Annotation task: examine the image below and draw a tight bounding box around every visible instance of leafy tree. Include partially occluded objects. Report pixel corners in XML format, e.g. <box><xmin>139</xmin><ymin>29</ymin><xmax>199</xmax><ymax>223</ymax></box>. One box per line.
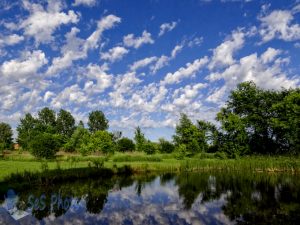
<box><xmin>158</xmin><ymin>138</ymin><xmax>175</xmax><ymax>153</ymax></box>
<box><xmin>17</xmin><ymin>113</ymin><xmax>40</xmax><ymax>149</ymax></box>
<box><xmin>173</xmin><ymin>113</ymin><xmax>206</xmax><ymax>154</ymax></box>
<box><xmin>63</xmin><ymin>126</ymin><xmax>90</xmax><ymax>152</ymax></box>
<box><xmin>117</xmin><ymin>137</ymin><xmax>135</xmax><ymax>152</ymax></box>
<box><xmin>88</xmin><ymin>110</ymin><xmax>109</xmax><ymax>133</ymax></box>
<box><xmin>0</xmin><ymin>122</ymin><xmax>13</xmax><ymax>150</ymax></box>
<box><xmin>216</xmin><ymin>110</ymin><xmax>250</xmax><ymax>157</ymax></box>
<box><xmin>89</xmin><ymin>130</ymin><xmax>114</xmax><ymax>154</ymax></box>
<box><xmin>134</xmin><ymin>127</ymin><xmax>147</xmax><ymax>151</ymax></box>
<box><xmin>142</xmin><ymin>141</ymin><xmax>156</xmax><ymax>155</ymax></box>
<box><xmin>270</xmin><ymin>89</ymin><xmax>300</xmax><ymax>153</ymax></box>
<box><xmin>56</xmin><ymin>109</ymin><xmax>75</xmax><ymax>139</ymax></box>
<box><xmin>197</xmin><ymin>120</ymin><xmax>220</xmax><ymax>152</ymax></box>
<box><xmin>29</xmin><ymin>133</ymin><xmax>60</xmax><ymax>159</ymax></box>
<box><xmin>38</xmin><ymin>107</ymin><xmax>56</xmax><ymax>128</ymax></box>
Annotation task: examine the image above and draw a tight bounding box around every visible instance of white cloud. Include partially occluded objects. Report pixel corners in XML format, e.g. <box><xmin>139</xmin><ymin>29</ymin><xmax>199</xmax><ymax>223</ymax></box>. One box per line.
<box><xmin>73</xmin><ymin>0</ymin><xmax>96</xmax><ymax>7</ymax></box>
<box><xmin>19</xmin><ymin>0</ymin><xmax>79</xmax><ymax>44</ymax></box>
<box><xmin>50</xmin><ymin>84</ymin><xmax>88</xmax><ymax>109</ymax></box>
<box><xmin>100</xmin><ymin>46</ymin><xmax>129</xmax><ymax>62</ymax></box>
<box><xmin>259</xmin><ymin>9</ymin><xmax>300</xmax><ymax>43</ymax></box>
<box><xmin>150</xmin><ymin>55</ymin><xmax>169</xmax><ymax>74</ymax></box>
<box><xmin>129</xmin><ymin>56</ymin><xmax>157</xmax><ymax>71</ymax></box>
<box><xmin>84</xmin><ymin>14</ymin><xmax>121</xmax><ymax>51</ymax></box>
<box><xmin>171</xmin><ymin>44</ymin><xmax>183</xmax><ymax>58</ymax></box>
<box><xmin>47</xmin><ymin>14</ymin><xmax>121</xmax><ymax>75</ymax></box>
<box><xmin>187</xmin><ymin>37</ymin><xmax>204</xmax><ymax>47</ymax></box>
<box><xmin>84</xmin><ymin>63</ymin><xmax>113</xmax><ymax>93</ymax></box>
<box><xmin>158</xmin><ymin>21</ymin><xmax>177</xmax><ymax>36</ymax></box>
<box><xmin>206</xmin><ymin>48</ymin><xmax>299</xmax><ymax>104</ymax></box>
<box><xmin>208</xmin><ymin>30</ymin><xmax>245</xmax><ymax>69</ymax></box>
<box><xmin>162</xmin><ymin>56</ymin><xmax>208</xmax><ymax>85</ymax></box>
<box><xmin>123</xmin><ymin>30</ymin><xmax>154</xmax><ymax>49</ymax></box>
<box><xmin>172</xmin><ymin>83</ymin><xmax>207</xmax><ymax>107</ymax></box>
<box><xmin>0</xmin><ymin>50</ymin><xmax>48</xmax><ymax>79</ymax></box>
<box><xmin>0</xmin><ymin>34</ymin><xmax>24</xmax><ymax>46</ymax></box>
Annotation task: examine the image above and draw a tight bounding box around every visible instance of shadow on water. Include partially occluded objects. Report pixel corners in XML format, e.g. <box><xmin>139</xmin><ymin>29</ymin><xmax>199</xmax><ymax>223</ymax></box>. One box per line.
<box><xmin>1</xmin><ymin>170</ymin><xmax>300</xmax><ymax>224</ymax></box>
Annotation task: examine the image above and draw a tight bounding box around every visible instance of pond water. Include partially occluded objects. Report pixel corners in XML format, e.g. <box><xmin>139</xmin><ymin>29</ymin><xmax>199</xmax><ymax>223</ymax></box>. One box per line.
<box><xmin>0</xmin><ymin>172</ymin><xmax>299</xmax><ymax>224</ymax></box>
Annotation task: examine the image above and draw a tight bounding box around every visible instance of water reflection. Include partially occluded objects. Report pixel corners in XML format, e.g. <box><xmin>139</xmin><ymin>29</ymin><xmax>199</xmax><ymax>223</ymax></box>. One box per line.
<box><xmin>1</xmin><ymin>172</ymin><xmax>300</xmax><ymax>224</ymax></box>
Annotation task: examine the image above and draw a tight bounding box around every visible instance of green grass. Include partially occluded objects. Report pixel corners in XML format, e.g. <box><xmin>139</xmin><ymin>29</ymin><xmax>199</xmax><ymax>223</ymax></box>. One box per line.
<box><xmin>1</xmin><ymin>151</ymin><xmax>300</xmax><ymax>181</ymax></box>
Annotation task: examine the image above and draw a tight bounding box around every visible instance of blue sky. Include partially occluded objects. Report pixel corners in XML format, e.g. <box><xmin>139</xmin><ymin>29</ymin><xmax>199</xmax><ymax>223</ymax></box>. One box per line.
<box><xmin>0</xmin><ymin>0</ymin><xmax>300</xmax><ymax>141</ymax></box>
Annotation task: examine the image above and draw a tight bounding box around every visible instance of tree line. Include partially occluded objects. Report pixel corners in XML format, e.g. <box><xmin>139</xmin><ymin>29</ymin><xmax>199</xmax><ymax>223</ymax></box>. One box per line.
<box><xmin>0</xmin><ymin>81</ymin><xmax>299</xmax><ymax>158</ymax></box>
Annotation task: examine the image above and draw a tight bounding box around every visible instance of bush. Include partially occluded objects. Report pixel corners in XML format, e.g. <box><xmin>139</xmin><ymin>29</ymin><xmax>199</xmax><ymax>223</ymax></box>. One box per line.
<box><xmin>158</xmin><ymin>139</ymin><xmax>175</xmax><ymax>153</ymax></box>
<box><xmin>90</xmin><ymin>130</ymin><xmax>115</xmax><ymax>154</ymax></box>
<box><xmin>175</xmin><ymin>144</ymin><xmax>186</xmax><ymax>160</ymax></box>
<box><xmin>142</xmin><ymin>142</ymin><xmax>157</xmax><ymax>154</ymax></box>
<box><xmin>215</xmin><ymin>151</ymin><xmax>228</xmax><ymax>159</ymax></box>
<box><xmin>29</xmin><ymin>133</ymin><xmax>60</xmax><ymax>159</ymax></box>
<box><xmin>117</xmin><ymin>138</ymin><xmax>135</xmax><ymax>152</ymax></box>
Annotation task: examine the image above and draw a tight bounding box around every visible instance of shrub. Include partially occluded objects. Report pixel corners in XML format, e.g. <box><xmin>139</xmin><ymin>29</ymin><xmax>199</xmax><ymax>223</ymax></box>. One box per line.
<box><xmin>158</xmin><ymin>138</ymin><xmax>175</xmax><ymax>153</ymax></box>
<box><xmin>215</xmin><ymin>151</ymin><xmax>228</xmax><ymax>159</ymax></box>
<box><xmin>90</xmin><ymin>130</ymin><xmax>115</xmax><ymax>154</ymax></box>
<box><xmin>117</xmin><ymin>138</ymin><xmax>135</xmax><ymax>152</ymax></box>
<box><xmin>29</xmin><ymin>133</ymin><xmax>60</xmax><ymax>159</ymax></box>
<box><xmin>175</xmin><ymin>144</ymin><xmax>186</xmax><ymax>160</ymax></box>
<box><xmin>90</xmin><ymin>158</ymin><xmax>105</xmax><ymax>169</ymax></box>
<box><xmin>142</xmin><ymin>142</ymin><xmax>157</xmax><ymax>154</ymax></box>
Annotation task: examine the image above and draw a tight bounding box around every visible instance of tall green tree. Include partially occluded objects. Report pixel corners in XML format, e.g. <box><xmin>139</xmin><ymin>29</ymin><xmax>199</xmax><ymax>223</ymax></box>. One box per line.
<box><xmin>216</xmin><ymin>109</ymin><xmax>250</xmax><ymax>157</ymax></box>
<box><xmin>88</xmin><ymin>110</ymin><xmax>109</xmax><ymax>133</ymax></box>
<box><xmin>0</xmin><ymin>122</ymin><xmax>13</xmax><ymax>150</ymax></box>
<box><xmin>56</xmin><ymin>109</ymin><xmax>75</xmax><ymax>138</ymax></box>
<box><xmin>37</xmin><ymin>107</ymin><xmax>57</xmax><ymax>133</ymax></box>
<box><xmin>17</xmin><ymin>113</ymin><xmax>39</xmax><ymax>149</ymax></box>
<box><xmin>197</xmin><ymin>120</ymin><xmax>219</xmax><ymax>152</ymax></box>
<box><xmin>134</xmin><ymin>126</ymin><xmax>146</xmax><ymax>151</ymax></box>
<box><xmin>173</xmin><ymin>113</ymin><xmax>206</xmax><ymax>154</ymax></box>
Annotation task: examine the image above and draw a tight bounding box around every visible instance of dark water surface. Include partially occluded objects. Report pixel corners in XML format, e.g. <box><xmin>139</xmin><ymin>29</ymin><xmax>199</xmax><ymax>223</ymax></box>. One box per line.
<box><xmin>1</xmin><ymin>172</ymin><xmax>300</xmax><ymax>224</ymax></box>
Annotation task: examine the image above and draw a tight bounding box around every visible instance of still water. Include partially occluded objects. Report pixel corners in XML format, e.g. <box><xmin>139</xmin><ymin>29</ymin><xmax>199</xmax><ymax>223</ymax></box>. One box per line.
<box><xmin>1</xmin><ymin>172</ymin><xmax>299</xmax><ymax>224</ymax></box>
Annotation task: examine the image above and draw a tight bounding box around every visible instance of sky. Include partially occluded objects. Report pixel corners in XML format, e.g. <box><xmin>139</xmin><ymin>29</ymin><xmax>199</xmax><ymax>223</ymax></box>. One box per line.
<box><xmin>0</xmin><ymin>0</ymin><xmax>300</xmax><ymax>141</ymax></box>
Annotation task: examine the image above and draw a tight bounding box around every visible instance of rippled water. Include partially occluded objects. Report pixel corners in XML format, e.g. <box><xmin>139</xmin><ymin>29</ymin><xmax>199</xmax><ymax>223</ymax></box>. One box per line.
<box><xmin>1</xmin><ymin>172</ymin><xmax>300</xmax><ymax>224</ymax></box>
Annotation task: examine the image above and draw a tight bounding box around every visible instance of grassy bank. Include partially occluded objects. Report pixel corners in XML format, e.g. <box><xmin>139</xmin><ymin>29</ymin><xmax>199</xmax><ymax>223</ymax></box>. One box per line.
<box><xmin>1</xmin><ymin>151</ymin><xmax>300</xmax><ymax>181</ymax></box>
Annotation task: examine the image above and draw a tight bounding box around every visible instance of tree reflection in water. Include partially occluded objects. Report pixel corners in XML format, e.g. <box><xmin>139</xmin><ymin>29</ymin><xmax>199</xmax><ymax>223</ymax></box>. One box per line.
<box><xmin>0</xmin><ymin>171</ymin><xmax>300</xmax><ymax>224</ymax></box>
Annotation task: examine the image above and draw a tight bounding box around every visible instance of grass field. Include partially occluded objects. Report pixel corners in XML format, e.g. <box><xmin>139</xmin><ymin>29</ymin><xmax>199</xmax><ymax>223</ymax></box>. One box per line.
<box><xmin>1</xmin><ymin>151</ymin><xmax>300</xmax><ymax>181</ymax></box>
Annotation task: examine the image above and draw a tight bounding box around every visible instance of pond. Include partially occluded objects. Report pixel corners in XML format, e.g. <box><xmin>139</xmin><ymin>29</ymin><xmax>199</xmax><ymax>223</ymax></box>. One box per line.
<box><xmin>0</xmin><ymin>171</ymin><xmax>299</xmax><ymax>224</ymax></box>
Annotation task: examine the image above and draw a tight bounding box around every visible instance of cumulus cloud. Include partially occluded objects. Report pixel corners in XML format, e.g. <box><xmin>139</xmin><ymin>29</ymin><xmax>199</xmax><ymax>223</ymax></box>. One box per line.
<box><xmin>18</xmin><ymin>0</ymin><xmax>79</xmax><ymax>44</ymax></box>
<box><xmin>206</xmin><ymin>47</ymin><xmax>299</xmax><ymax>104</ymax></box>
<box><xmin>158</xmin><ymin>21</ymin><xmax>177</xmax><ymax>36</ymax></box>
<box><xmin>84</xmin><ymin>63</ymin><xmax>113</xmax><ymax>94</ymax></box>
<box><xmin>259</xmin><ymin>8</ymin><xmax>300</xmax><ymax>43</ymax></box>
<box><xmin>123</xmin><ymin>30</ymin><xmax>154</xmax><ymax>49</ymax></box>
<box><xmin>47</xmin><ymin>14</ymin><xmax>121</xmax><ymax>75</ymax></box>
<box><xmin>73</xmin><ymin>0</ymin><xmax>96</xmax><ymax>7</ymax></box>
<box><xmin>0</xmin><ymin>50</ymin><xmax>48</xmax><ymax>79</ymax></box>
<box><xmin>129</xmin><ymin>56</ymin><xmax>158</xmax><ymax>71</ymax></box>
<box><xmin>162</xmin><ymin>56</ymin><xmax>208</xmax><ymax>85</ymax></box>
<box><xmin>0</xmin><ymin>34</ymin><xmax>24</xmax><ymax>46</ymax></box>
<box><xmin>100</xmin><ymin>46</ymin><xmax>129</xmax><ymax>62</ymax></box>
<box><xmin>208</xmin><ymin>30</ymin><xmax>245</xmax><ymax>69</ymax></box>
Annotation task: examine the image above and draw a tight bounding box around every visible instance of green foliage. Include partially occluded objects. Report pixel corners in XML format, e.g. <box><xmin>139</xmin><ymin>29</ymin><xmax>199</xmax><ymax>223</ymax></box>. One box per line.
<box><xmin>56</xmin><ymin>109</ymin><xmax>75</xmax><ymax>139</ymax></box>
<box><xmin>142</xmin><ymin>142</ymin><xmax>157</xmax><ymax>155</ymax></box>
<box><xmin>37</xmin><ymin>107</ymin><xmax>57</xmax><ymax>133</ymax></box>
<box><xmin>90</xmin><ymin>130</ymin><xmax>115</xmax><ymax>154</ymax></box>
<box><xmin>63</xmin><ymin>126</ymin><xmax>90</xmax><ymax>152</ymax></box>
<box><xmin>117</xmin><ymin>137</ymin><xmax>135</xmax><ymax>152</ymax></box>
<box><xmin>158</xmin><ymin>138</ymin><xmax>175</xmax><ymax>153</ymax></box>
<box><xmin>17</xmin><ymin>113</ymin><xmax>39</xmax><ymax>149</ymax></box>
<box><xmin>112</xmin><ymin>154</ymin><xmax>162</xmax><ymax>162</ymax></box>
<box><xmin>214</xmin><ymin>151</ymin><xmax>228</xmax><ymax>159</ymax></box>
<box><xmin>217</xmin><ymin>111</ymin><xmax>249</xmax><ymax>157</ymax></box>
<box><xmin>134</xmin><ymin>127</ymin><xmax>146</xmax><ymax>151</ymax></box>
<box><xmin>0</xmin><ymin>122</ymin><xmax>13</xmax><ymax>150</ymax></box>
<box><xmin>90</xmin><ymin>158</ymin><xmax>105</xmax><ymax>169</ymax></box>
<box><xmin>29</xmin><ymin>133</ymin><xmax>60</xmax><ymax>159</ymax></box>
<box><xmin>173</xmin><ymin>113</ymin><xmax>207</xmax><ymax>155</ymax></box>
<box><xmin>175</xmin><ymin>144</ymin><xmax>187</xmax><ymax>160</ymax></box>
<box><xmin>88</xmin><ymin>110</ymin><xmax>109</xmax><ymax>133</ymax></box>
